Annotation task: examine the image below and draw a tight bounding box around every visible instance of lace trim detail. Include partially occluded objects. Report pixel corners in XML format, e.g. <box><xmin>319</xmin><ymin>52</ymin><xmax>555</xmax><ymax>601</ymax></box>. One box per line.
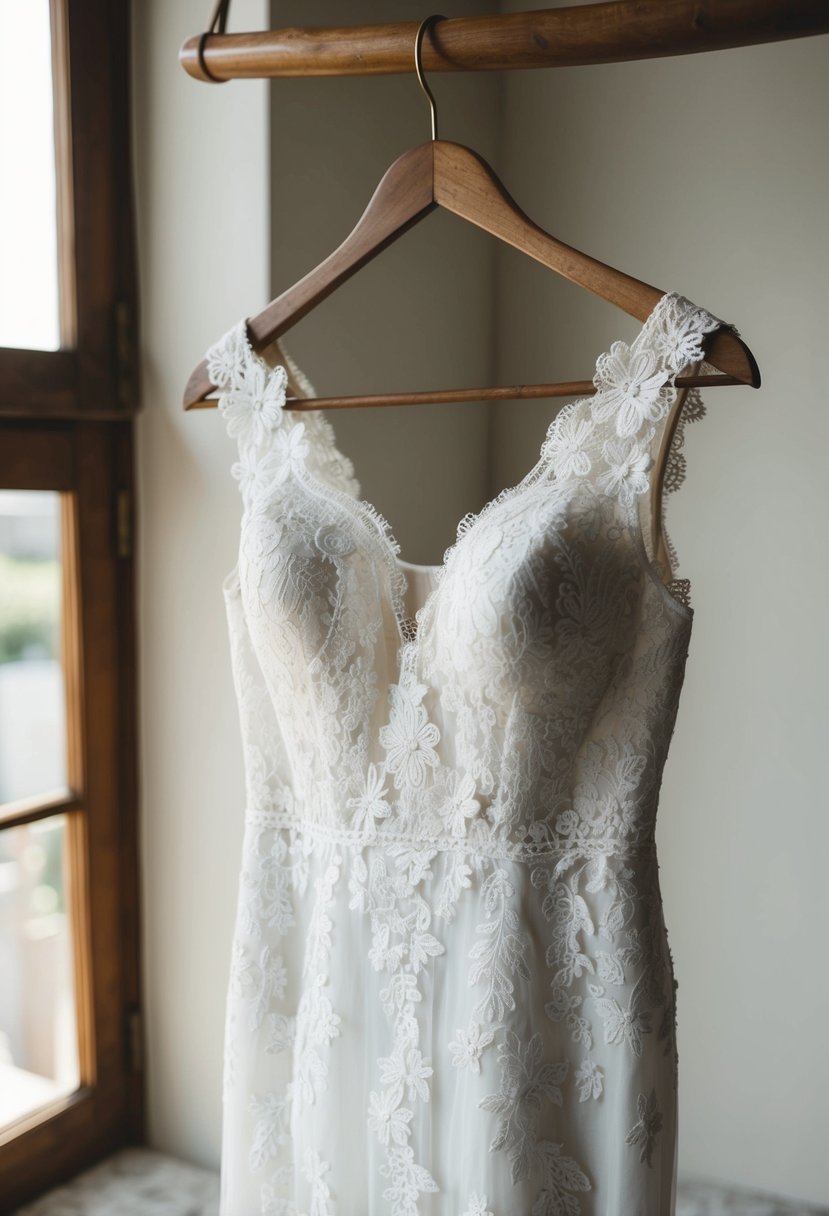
<box><xmin>666</xmin><ymin>577</ymin><xmax>692</xmax><ymax>609</ymax></box>
<box><xmin>399</xmin><ymin>292</ymin><xmax>724</xmax><ymax>663</ymax></box>
<box><xmin>244</xmin><ymin>329</ymin><xmax>409</xmax><ymax>632</ymax></box>
<box><xmin>243</xmin><ymin>806</ymin><xmax>659</xmax><ymax>865</ymax></box>
<box><xmin>206</xmin><ymin>292</ymin><xmax>731</xmax><ymax>662</ymax></box>
<box><xmin>659</xmin><ymin>361</ymin><xmax>719</xmax><ymax>586</ymax></box>
<box><xmin>208</xmin><ymin>318</ymin><xmax>410</xmax><ymax>634</ymax></box>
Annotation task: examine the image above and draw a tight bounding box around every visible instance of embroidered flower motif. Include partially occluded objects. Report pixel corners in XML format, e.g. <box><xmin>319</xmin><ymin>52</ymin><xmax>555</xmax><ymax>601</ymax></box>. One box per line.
<box><xmin>380</xmin><ymin>970</ymin><xmax>421</xmax><ymax>1016</ymax></box>
<box><xmin>592</xmin><ymin>341</ymin><xmax>668</xmax><ymax>437</ymax></box>
<box><xmin>346</xmin><ymin>763</ymin><xmax>391</xmax><ymax>837</ymax></box>
<box><xmin>293</xmin><ymin>1044</ymin><xmax>327</xmax><ymax>1110</ymax></box>
<box><xmin>273</xmin><ymin>419</ymin><xmax>309</xmax><ymax>470</ymax></box>
<box><xmin>449</xmin><ymin>1021</ymin><xmax>495</xmax><ymax>1074</ymax></box>
<box><xmin>220</xmin><ymin>360</ymin><xmax>288</xmax><ymax>447</ymax></box>
<box><xmin>388</xmin><ymin>842</ymin><xmax>438</xmax><ymax>889</ymax></box>
<box><xmin>591</xmin><ymin>975</ymin><xmax>653</xmax><ymax>1056</ymax></box>
<box><xmin>230</xmin><ymin>942</ymin><xmax>288</xmax><ymax>1032</ymax></box>
<box><xmin>231</xmin><ymin>445</ymin><xmax>285</xmax><ymax>503</ymax></box>
<box><xmin>206</xmin><ymin>321</ymin><xmax>247</xmax><ymax>391</ymax></box>
<box><xmin>303</xmin><ymin>977</ymin><xmax>341</xmax><ymax>1046</ymax></box>
<box><xmin>554</xmin><ymin>809</ymin><xmax>580</xmax><ymax>838</ymax></box>
<box><xmin>368</xmin><ymin>921</ymin><xmax>406</xmax><ymax>973</ymax></box>
<box><xmin>408</xmin><ymin>924</ymin><xmax>445</xmax><ymax>975</ymax></box>
<box><xmin>535</xmin><ymin>1140</ymin><xmax>592</xmax><ymax>1212</ymax></box>
<box><xmin>380</xmin><ymin>1145</ymin><xmax>439</xmax><ymax>1210</ymax></box>
<box><xmin>544</xmin><ymin>412</ymin><xmax>594</xmax><ymax>479</ymax></box>
<box><xmin>469</xmin><ymin>869</ymin><xmax>530</xmax><ymax>1024</ymax></box>
<box><xmin>314</xmin><ymin>522</ymin><xmax>355</xmax><ymax>558</ymax></box>
<box><xmin>597</xmin><ymin>435</ymin><xmax>653</xmax><ymax>504</ymax></box>
<box><xmin>651</xmin><ymin>295</ymin><xmax>720</xmax><ymax>370</ymax></box>
<box><xmin>248</xmin><ymin>1091</ymin><xmax>290</xmax><ymax>1172</ymax></box>
<box><xmin>261</xmin><ymin>1176</ymin><xmax>295</xmax><ymax>1216</ymax></box>
<box><xmin>584</xmin><ymin>854</ymin><xmax>611</xmax><ymax>892</ymax></box>
<box><xmin>265</xmin><ymin>1012</ymin><xmax>296</xmax><ymax>1055</ymax></box>
<box><xmin>625</xmin><ymin>1088</ymin><xmax>663</xmax><ymax>1167</ymax></box>
<box><xmin>461</xmin><ymin>1193</ymin><xmax>494</xmax><ymax>1216</ymax></box>
<box><xmin>379</xmin><ymin>682</ymin><xmax>440</xmax><ymax>789</ymax></box>
<box><xmin>446</xmin><ymin>524</ymin><xmax>507</xmax><ymax>641</ymax></box>
<box><xmin>380</xmin><ymin>1045</ymin><xmax>434</xmax><ymax>1104</ymax></box>
<box><xmin>368</xmin><ymin>1087</ymin><xmax>414</xmax><ymax>1147</ymax></box>
<box><xmin>442</xmin><ymin>770</ymin><xmax>481</xmax><ymax>836</ymax></box>
<box><xmin>436</xmin><ymin>855</ymin><xmax>473</xmax><ymax>921</ymax></box>
<box><xmin>302</xmin><ymin>1147</ymin><xmax>334</xmax><ymax>1216</ymax></box>
<box><xmin>479</xmin><ymin>1030</ymin><xmax>568</xmax><ymax>1183</ymax></box>
<box><xmin>574</xmin><ymin>1057</ymin><xmax>604</xmax><ymax>1102</ymax></box>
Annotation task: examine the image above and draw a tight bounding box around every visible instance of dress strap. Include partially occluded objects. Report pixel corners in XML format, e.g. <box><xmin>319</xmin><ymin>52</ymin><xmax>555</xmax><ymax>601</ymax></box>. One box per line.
<box><xmin>205</xmin><ymin>319</ymin><xmax>290</xmax><ymax>448</ymax></box>
<box><xmin>205</xmin><ymin>319</ymin><xmax>360</xmax><ymax>508</ymax></box>
<box><xmin>587</xmin><ymin>291</ymin><xmax>723</xmax><ymax>501</ymax></box>
<box><xmin>538</xmin><ymin>292</ymin><xmax>734</xmax><ymax>607</ymax></box>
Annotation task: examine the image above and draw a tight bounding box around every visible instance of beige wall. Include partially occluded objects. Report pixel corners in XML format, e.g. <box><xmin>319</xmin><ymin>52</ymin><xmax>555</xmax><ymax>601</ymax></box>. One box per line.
<box><xmin>495</xmin><ymin>3</ymin><xmax>829</xmax><ymax>1204</ymax></box>
<box><xmin>133</xmin><ymin>0</ymin><xmax>271</xmax><ymax>1168</ymax></box>
<box><xmin>135</xmin><ymin>0</ymin><xmax>829</xmax><ymax>1200</ymax></box>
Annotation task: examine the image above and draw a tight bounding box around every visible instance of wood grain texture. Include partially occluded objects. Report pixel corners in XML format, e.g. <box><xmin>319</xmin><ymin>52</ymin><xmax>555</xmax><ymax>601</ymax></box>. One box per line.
<box><xmin>184</xmin><ymin>141</ymin><xmax>759</xmax><ymax>410</ymax></box>
<box><xmin>180</xmin><ymin>1</ymin><xmax>829</xmax><ymax>80</ymax></box>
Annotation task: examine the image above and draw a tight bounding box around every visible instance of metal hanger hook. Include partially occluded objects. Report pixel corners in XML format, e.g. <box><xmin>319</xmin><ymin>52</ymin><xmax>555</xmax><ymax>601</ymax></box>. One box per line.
<box><xmin>197</xmin><ymin>0</ymin><xmax>232</xmax><ymax>83</ymax></box>
<box><xmin>414</xmin><ymin>15</ymin><xmax>445</xmax><ymax>141</ymax></box>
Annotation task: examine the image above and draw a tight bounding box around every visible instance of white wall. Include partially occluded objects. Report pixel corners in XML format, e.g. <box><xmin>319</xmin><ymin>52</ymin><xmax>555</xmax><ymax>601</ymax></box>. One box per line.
<box><xmin>494</xmin><ymin>3</ymin><xmax>829</xmax><ymax>1204</ymax></box>
<box><xmin>133</xmin><ymin>0</ymin><xmax>271</xmax><ymax>1168</ymax></box>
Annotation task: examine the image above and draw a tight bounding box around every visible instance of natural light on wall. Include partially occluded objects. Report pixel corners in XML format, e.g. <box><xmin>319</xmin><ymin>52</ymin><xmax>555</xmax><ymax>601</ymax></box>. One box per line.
<box><xmin>0</xmin><ymin>0</ymin><xmax>60</xmax><ymax>351</ymax></box>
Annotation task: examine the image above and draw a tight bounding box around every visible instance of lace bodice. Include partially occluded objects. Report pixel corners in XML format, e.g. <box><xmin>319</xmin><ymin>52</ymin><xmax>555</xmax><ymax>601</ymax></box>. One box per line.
<box><xmin>209</xmin><ymin>293</ymin><xmax>728</xmax><ymax>1216</ymax></box>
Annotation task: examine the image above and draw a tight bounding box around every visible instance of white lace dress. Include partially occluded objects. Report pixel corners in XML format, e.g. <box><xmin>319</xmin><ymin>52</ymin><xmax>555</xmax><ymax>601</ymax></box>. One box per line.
<box><xmin>207</xmin><ymin>293</ymin><xmax>728</xmax><ymax>1216</ymax></box>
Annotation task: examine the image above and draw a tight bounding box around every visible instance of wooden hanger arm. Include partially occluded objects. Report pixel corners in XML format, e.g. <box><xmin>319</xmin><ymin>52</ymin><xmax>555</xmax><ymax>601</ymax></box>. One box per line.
<box><xmin>183</xmin><ymin>144</ymin><xmax>436</xmax><ymax>407</ymax></box>
<box><xmin>251</xmin><ymin>144</ymin><xmax>436</xmax><ymax>346</ymax></box>
<box><xmin>705</xmin><ymin>327</ymin><xmax>760</xmax><ymax>385</ymax></box>
<box><xmin>433</xmin><ymin>142</ymin><xmax>661</xmax><ymax>319</ymax></box>
<box><xmin>432</xmin><ymin>141</ymin><xmax>759</xmax><ymax>386</ymax></box>
<box><xmin>183</xmin><ymin>138</ymin><xmax>759</xmax><ymax>408</ymax></box>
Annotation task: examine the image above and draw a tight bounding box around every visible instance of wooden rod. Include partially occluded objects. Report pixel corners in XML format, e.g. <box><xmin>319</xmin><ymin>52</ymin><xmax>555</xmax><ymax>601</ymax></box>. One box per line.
<box><xmin>190</xmin><ymin>373</ymin><xmax>743</xmax><ymax>412</ymax></box>
<box><xmin>180</xmin><ymin>1</ymin><xmax>829</xmax><ymax>82</ymax></box>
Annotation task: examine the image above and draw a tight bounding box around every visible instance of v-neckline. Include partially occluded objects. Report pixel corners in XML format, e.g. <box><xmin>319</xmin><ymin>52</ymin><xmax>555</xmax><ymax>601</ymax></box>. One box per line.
<box><xmin>240</xmin><ymin>293</ymin><xmax>676</xmax><ymax>669</ymax></box>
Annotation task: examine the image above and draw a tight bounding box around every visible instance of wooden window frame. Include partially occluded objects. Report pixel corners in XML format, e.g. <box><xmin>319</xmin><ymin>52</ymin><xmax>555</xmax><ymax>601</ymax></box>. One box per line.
<box><xmin>0</xmin><ymin>1</ymin><xmax>141</xmax><ymax>1208</ymax></box>
<box><xmin>0</xmin><ymin>0</ymin><xmax>138</xmax><ymax>421</ymax></box>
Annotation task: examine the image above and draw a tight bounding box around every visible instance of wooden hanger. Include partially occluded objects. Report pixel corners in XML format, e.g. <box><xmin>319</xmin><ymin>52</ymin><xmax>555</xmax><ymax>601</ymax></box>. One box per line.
<box><xmin>183</xmin><ymin>15</ymin><xmax>759</xmax><ymax>411</ymax></box>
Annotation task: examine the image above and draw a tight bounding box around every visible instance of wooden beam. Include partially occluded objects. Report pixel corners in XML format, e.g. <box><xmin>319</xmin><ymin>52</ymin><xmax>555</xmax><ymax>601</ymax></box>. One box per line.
<box><xmin>180</xmin><ymin>1</ymin><xmax>829</xmax><ymax>82</ymax></box>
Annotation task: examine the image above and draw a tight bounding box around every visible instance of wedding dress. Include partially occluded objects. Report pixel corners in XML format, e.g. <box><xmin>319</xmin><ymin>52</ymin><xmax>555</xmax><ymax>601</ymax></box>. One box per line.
<box><xmin>207</xmin><ymin>292</ymin><xmax>726</xmax><ymax>1216</ymax></box>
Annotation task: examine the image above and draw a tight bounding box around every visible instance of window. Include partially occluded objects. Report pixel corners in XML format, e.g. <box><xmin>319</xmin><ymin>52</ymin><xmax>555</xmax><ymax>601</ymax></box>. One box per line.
<box><xmin>0</xmin><ymin>1</ymin><xmax>140</xmax><ymax>1208</ymax></box>
<box><xmin>0</xmin><ymin>1</ymin><xmax>60</xmax><ymax>351</ymax></box>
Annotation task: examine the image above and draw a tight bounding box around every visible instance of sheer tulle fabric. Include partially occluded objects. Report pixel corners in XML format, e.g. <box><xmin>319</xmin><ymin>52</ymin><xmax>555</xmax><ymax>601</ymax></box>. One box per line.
<box><xmin>208</xmin><ymin>293</ymin><xmax>727</xmax><ymax>1215</ymax></box>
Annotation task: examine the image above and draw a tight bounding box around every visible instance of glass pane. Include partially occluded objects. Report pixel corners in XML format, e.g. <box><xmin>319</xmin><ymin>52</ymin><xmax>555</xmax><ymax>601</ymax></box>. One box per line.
<box><xmin>0</xmin><ymin>0</ymin><xmax>60</xmax><ymax>351</ymax></box>
<box><xmin>0</xmin><ymin>814</ymin><xmax>79</xmax><ymax>1128</ymax></box>
<box><xmin>0</xmin><ymin>491</ymin><xmax>67</xmax><ymax>805</ymax></box>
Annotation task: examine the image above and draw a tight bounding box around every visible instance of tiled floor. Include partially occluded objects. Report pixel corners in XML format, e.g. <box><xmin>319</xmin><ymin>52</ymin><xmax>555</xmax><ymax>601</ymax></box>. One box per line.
<box><xmin>14</xmin><ymin>1148</ymin><xmax>829</xmax><ymax>1216</ymax></box>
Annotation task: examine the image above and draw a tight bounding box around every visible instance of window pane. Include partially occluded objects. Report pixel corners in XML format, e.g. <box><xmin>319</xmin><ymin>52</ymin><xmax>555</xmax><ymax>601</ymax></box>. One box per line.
<box><xmin>0</xmin><ymin>0</ymin><xmax>60</xmax><ymax>351</ymax></box>
<box><xmin>0</xmin><ymin>491</ymin><xmax>67</xmax><ymax>805</ymax></box>
<box><xmin>0</xmin><ymin>814</ymin><xmax>79</xmax><ymax>1129</ymax></box>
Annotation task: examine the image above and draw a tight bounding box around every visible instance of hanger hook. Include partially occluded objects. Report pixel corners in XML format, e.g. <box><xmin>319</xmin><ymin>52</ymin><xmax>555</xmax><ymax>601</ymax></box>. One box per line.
<box><xmin>414</xmin><ymin>15</ymin><xmax>445</xmax><ymax>141</ymax></box>
<box><xmin>197</xmin><ymin>0</ymin><xmax>232</xmax><ymax>83</ymax></box>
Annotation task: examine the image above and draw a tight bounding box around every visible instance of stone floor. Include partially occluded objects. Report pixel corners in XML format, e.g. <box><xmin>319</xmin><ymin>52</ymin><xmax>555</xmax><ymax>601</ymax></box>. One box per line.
<box><xmin>14</xmin><ymin>1148</ymin><xmax>829</xmax><ymax>1216</ymax></box>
